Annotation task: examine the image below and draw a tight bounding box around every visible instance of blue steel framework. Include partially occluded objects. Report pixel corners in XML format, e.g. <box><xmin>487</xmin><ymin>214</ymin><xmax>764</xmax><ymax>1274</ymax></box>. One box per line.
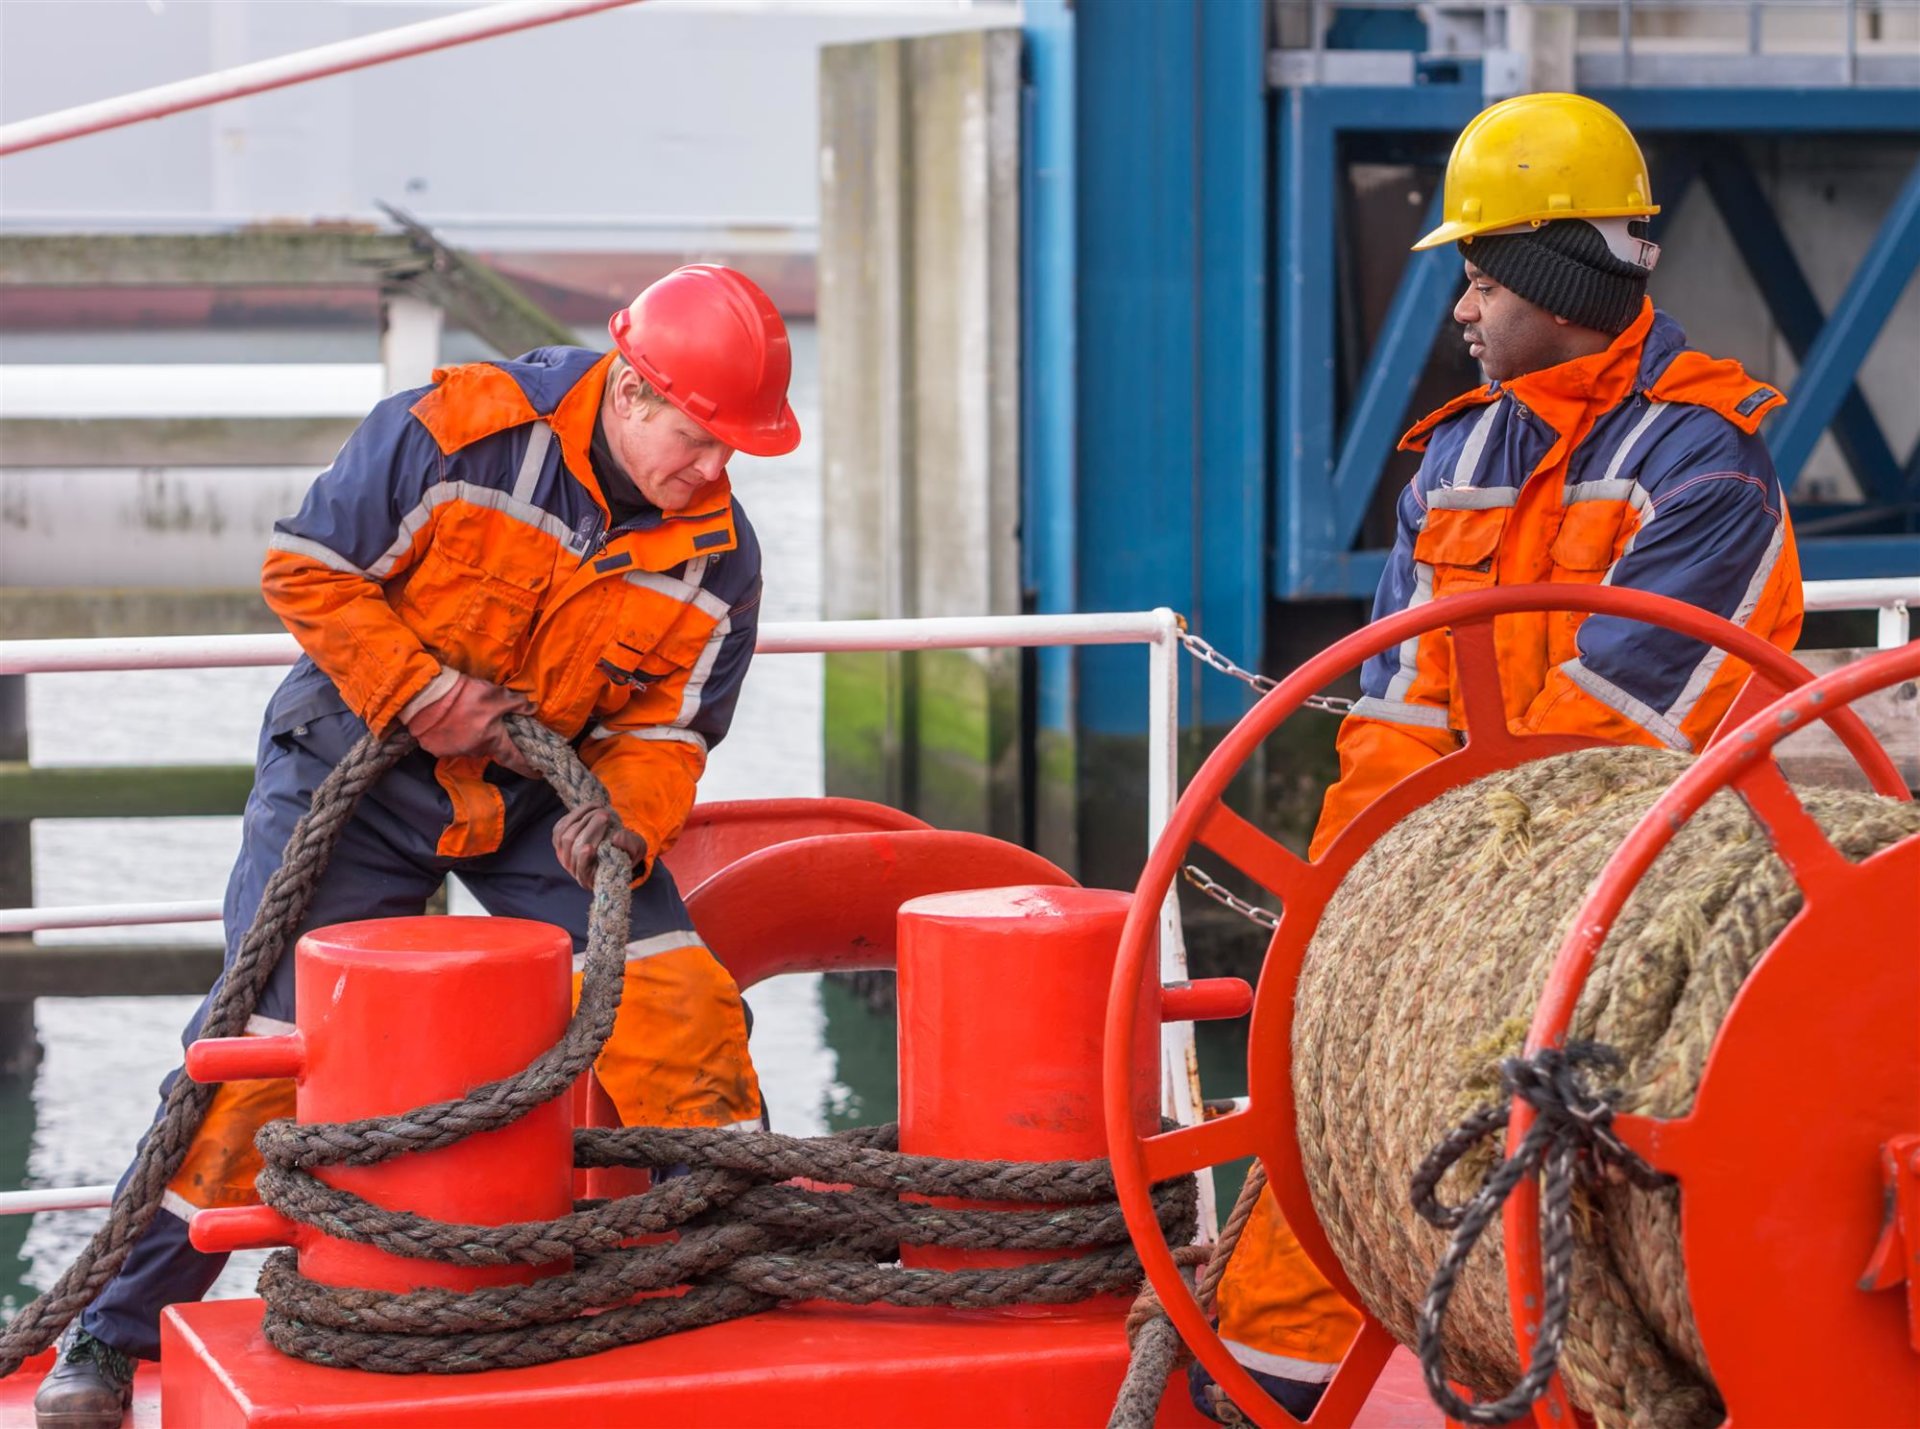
<box><xmin>1278</xmin><ymin>82</ymin><xmax>1920</xmax><ymax>597</ymax></box>
<box><xmin>1024</xmin><ymin>0</ymin><xmax>1269</xmax><ymax>762</ymax></box>
<box><xmin>1021</xmin><ymin>0</ymin><xmax>1918</xmax><ymax>873</ymax></box>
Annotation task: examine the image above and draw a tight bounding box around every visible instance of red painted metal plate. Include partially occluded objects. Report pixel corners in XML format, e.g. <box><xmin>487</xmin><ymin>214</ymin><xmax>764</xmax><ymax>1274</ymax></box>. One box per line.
<box><xmin>155</xmin><ymin>1298</ymin><xmax>1213</xmax><ymax>1428</ymax></box>
<box><xmin>686</xmin><ymin>829</ymin><xmax>1075</xmax><ymax>992</ymax></box>
<box><xmin>664</xmin><ymin>797</ymin><xmax>930</xmax><ymax>892</ymax></box>
<box><xmin>1513</xmin><ymin>640</ymin><xmax>1920</xmax><ymax>1427</ymax></box>
<box><xmin>1613</xmin><ymin>839</ymin><xmax>1920</xmax><ymax>1428</ymax></box>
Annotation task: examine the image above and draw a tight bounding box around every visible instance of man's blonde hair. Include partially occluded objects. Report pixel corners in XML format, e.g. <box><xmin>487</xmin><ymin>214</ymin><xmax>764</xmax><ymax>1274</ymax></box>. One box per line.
<box><xmin>607</xmin><ymin>355</ymin><xmax>670</xmax><ymax>416</ymax></box>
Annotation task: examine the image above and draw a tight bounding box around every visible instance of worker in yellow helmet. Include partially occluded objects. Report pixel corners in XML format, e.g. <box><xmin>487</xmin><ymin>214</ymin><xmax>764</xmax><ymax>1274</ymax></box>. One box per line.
<box><xmin>1196</xmin><ymin>93</ymin><xmax>1801</xmax><ymax>1421</ymax></box>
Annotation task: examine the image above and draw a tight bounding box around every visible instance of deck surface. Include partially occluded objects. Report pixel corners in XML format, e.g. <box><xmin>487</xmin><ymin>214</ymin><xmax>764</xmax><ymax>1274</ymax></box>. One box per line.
<box><xmin>0</xmin><ymin>1316</ymin><xmax>1439</xmax><ymax>1427</ymax></box>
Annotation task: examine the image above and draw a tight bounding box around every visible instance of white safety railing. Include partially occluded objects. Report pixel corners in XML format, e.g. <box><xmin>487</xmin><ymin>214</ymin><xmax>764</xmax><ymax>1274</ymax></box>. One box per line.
<box><xmin>2</xmin><ymin>578</ymin><xmax>1912</xmax><ymax>1223</ymax></box>
<box><xmin>1802</xmin><ymin>576</ymin><xmax>1914</xmax><ymax>650</ymax></box>
<box><xmin>0</xmin><ymin>0</ymin><xmax>646</xmax><ymax>158</ymax></box>
<box><xmin>0</xmin><ymin>611</ymin><xmax>1200</xmax><ymax>1223</ymax></box>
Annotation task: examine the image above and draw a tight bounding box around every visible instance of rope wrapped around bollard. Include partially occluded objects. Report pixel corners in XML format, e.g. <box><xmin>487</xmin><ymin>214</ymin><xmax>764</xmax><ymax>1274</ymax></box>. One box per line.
<box><xmin>0</xmin><ymin>714</ymin><xmax>1198</xmax><ymax>1378</ymax></box>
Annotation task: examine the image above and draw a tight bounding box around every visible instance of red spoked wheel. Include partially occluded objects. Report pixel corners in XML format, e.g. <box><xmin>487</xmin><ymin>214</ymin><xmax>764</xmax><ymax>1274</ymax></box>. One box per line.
<box><xmin>1102</xmin><ymin>584</ymin><xmax>1905</xmax><ymax>1428</ymax></box>
<box><xmin>1507</xmin><ymin>640</ymin><xmax>1919</xmax><ymax>1429</ymax></box>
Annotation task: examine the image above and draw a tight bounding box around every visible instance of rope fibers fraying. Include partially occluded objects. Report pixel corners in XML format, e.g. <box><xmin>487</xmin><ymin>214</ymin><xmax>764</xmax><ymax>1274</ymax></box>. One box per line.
<box><xmin>1293</xmin><ymin>747</ymin><xmax>1918</xmax><ymax>1429</ymax></box>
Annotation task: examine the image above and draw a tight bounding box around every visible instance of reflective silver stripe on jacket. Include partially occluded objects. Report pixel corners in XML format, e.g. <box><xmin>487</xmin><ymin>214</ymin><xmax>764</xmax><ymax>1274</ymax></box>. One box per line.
<box><xmin>584</xmin><ymin>725</ymin><xmax>710</xmax><ymax>751</ymax></box>
<box><xmin>623</xmin><ymin>568</ymin><xmax>731</xmax><ymax>626</ymax></box>
<box><xmin>510</xmin><ymin>421</ymin><xmax>554</xmax><ymax>505</ymax></box>
<box><xmin>369</xmin><ymin>481</ymin><xmax>578</xmax><ymax>579</ymax></box>
<box><xmin>1223</xmin><ymin>1338</ymin><xmax>1340</xmax><ymax>1384</ymax></box>
<box><xmin>266</xmin><ymin>532</ymin><xmax>366</xmax><ymax>575</ymax></box>
<box><xmin>572</xmin><ymin>929</ymin><xmax>710</xmax><ymax>972</ymax></box>
<box><xmin>1383</xmin><ymin>560</ymin><xmax>1435</xmax><ymax>705</ymax></box>
<box><xmin>1562</xmin><ymin>657</ymin><xmax>1691</xmax><ymax>751</ymax></box>
<box><xmin>1449</xmin><ymin>400</ymin><xmax>1504</xmax><ymax>489</ymax></box>
<box><xmin>1351</xmin><ymin>695</ymin><xmax>1452</xmax><ymax>730</ymax></box>
<box><xmin>1661</xmin><ymin>518</ymin><xmax>1786</xmax><ymax>735</ymax></box>
<box><xmin>1427</xmin><ymin>486</ymin><xmax>1517</xmax><ymax>511</ymax></box>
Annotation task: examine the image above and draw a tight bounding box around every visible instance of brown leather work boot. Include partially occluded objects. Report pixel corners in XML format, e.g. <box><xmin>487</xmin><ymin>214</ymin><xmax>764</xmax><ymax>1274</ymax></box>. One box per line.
<box><xmin>34</xmin><ymin>1329</ymin><xmax>135</xmax><ymax>1429</ymax></box>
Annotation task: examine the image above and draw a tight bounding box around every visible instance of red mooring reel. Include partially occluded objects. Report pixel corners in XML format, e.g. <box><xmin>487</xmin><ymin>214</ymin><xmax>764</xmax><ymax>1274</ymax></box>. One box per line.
<box><xmin>1513</xmin><ymin>636</ymin><xmax>1920</xmax><ymax>1428</ymax></box>
<box><xmin>1102</xmin><ymin>584</ymin><xmax>1910</xmax><ymax>1427</ymax></box>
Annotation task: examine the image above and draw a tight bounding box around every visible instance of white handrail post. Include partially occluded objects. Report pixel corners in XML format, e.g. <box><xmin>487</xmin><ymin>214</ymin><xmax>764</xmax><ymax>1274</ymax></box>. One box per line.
<box><xmin>1878</xmin><ymin>601</ymin><xmax>1909</xmax><ymax>651</ymax></box>
<box><xmin>1147</xmin><ymin>607</ymin><xmax>1217</xmax><ymax>1238</ymax></box>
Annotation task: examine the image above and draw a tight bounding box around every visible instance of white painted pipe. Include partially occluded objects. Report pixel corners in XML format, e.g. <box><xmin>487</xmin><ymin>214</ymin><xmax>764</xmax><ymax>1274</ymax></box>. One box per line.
<box><xmin>1801</xmin><ymin>577</ymin><xmax>1920</xmax><ymax>612</ymax></box>
<box><xmin>0</xmin><ymin>1186</ymin><xmax>116</xmax><ymax>1216</ymax></box>
<box><xmin>0</xmin><ymin>902</ymin><xmax>223</xmax><ymax>935</ymax></box>
<box><xmin>0</xmin><ymin>0</ymin><xmax>645</xmax><ymax>158</ymax></box>
<box><xmin>0</xmin><ymin>613</ymin><xmax>1176</xmax><ymax>676</ymax></box>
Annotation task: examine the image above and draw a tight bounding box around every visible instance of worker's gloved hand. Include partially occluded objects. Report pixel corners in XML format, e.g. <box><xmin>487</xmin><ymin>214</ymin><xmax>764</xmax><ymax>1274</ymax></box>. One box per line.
<box><xmin>552</xmin><ymin>803</ymin><xmax>647</xmax><ymax>889</ymax></box>
<box><xmin>403</xmin><ymin>672</ymin><xmax>538</xmax><ymax>776</ymax></box>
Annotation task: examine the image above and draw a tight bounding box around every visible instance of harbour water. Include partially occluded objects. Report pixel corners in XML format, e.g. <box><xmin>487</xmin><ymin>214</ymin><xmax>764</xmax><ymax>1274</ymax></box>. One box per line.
<box><xmin>0</xmin><ymin>320</ymin><xmax>904</xmax><ymax>1316</ymax></box>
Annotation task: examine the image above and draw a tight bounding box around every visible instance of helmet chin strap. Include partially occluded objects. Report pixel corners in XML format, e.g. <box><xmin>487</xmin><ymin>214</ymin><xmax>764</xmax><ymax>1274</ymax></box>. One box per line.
<box><xmin>1476</xmin><ymin>216</ymin><xmax>1661</xmax><ymax>274</ymax></box>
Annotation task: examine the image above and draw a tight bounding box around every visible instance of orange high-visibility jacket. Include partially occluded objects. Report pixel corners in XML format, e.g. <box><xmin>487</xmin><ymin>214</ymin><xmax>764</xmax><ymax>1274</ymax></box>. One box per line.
<box><xmin>260</xmin><ymin>347</ymin><xmax>761</xmax><ymax>866</ymax></box>
<box><xmin>1217</xmin><ymin>303</ymin><xmax>1801</xmax><ymax>1383</ymax></box>
<box><xmin>1312</xmin><ymin>300</ymin><xmax>1801</xmax><ymax>859</ymax></box>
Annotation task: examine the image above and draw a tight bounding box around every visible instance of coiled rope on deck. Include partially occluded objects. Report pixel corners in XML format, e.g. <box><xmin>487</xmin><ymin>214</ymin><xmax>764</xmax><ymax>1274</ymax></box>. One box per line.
<box><xmin>1291</xmin><ymin>746</ymin><xmax>1919</xmax><ymax>1429</ymax></box>
<box><xmin>1</xmin><ymin>715</ymin><xmax>1196</xmax><ymax>1377</ymax></box>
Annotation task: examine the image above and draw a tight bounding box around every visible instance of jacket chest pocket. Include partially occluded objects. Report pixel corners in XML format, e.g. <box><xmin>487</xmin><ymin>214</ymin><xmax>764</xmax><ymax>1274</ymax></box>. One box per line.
<box><xmin>596</xmin><ymin>581</ymin><xmax>717</xmax><ymax>693</ymax></box>
<box><xmin>395</xmin><ymin>517</ymin><xmax>554</xmax><ymax>680</ymax></box>
<box><xmin>1551</xmin><ymin>501</ymin><xmax>1631</xmax><ymax>579</ymax></box>
<box><xmin>1414</xmin><ymin>505</ymin><xmax>1508</xmax><ymax>594</ymax></box>
<box><xmin>1546</xmin><ymin>501</ymin><xmax>1631</xmax><ymax>665</ymax></box>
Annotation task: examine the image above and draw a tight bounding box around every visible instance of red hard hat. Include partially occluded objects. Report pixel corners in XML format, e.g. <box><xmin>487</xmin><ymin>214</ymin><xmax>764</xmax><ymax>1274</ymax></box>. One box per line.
<box><xmin>606</xmin><ymin>264</ymin><xmax>801</xmax><ymax>458</ymax></box>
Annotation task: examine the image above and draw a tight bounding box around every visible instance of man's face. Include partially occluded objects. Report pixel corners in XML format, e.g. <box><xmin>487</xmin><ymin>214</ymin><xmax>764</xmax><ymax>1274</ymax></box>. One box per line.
<box><xmin>606</xmin><ymin>371</ymin><xmax>733</xmax><ymax>512</ymax></box>
<box><xmin>1452</xmin><ymin>261</ymin><xmax>1570</xmax><ymax>384</ymax></box>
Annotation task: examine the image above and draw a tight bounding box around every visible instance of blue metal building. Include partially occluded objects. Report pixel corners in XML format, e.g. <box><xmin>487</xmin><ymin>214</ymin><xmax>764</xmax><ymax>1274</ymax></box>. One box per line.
<box><xmin>1021</xmin><ymin>0</ymin><xmax>1920</xmax><ymax>876</ymax></box>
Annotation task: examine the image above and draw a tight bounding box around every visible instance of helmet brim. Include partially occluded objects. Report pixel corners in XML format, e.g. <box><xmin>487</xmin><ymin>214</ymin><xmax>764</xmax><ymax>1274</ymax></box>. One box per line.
<box><xmin>709</xmin><ymin>403</ymin><xmax>802</xmax><ymax>459</ymax></box>
<box><xmin>1413</xmin><ymin>203</ymin><xmax>1661</xmax><ymax>253</ymax></box>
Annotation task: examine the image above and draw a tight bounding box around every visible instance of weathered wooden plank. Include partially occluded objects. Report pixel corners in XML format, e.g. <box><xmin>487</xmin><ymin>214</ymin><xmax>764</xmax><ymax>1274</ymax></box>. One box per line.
<box><xmin>0</xmin><ymin>588</ymin><xmax>278</xmax><ymax>639</ymax></box>
<box><xmin>0</xmin><ymin>231</ymin><xmax>416</xmax><ymax>288</ymax></box>
<box><xmin>0</xmin><ymin>416</ymin><xmax>357</xmax><ymax>468</ymax></box>
<box><xmin>1</xmin><ymin>222</ymin><xmax>573</xmax><ymax>361</ymax></box>
<box><xmin>1774</xmin><ymin>646</ymin><xmax>1920</xmax><ymax>792</ymax></box>
<box><xmin>379</xmin><ymin>204</ymin><xmax>577</xmax><ymax>356</ymax></box>
<box><xmin>0</xmin><ymin>764</ymin><xmax>252</xmax><ymax>819</ymax></box>
<box><xmin>0</xmin><ymin>942</ymin><xmax>223</xmax><ymax>998</ymax></box>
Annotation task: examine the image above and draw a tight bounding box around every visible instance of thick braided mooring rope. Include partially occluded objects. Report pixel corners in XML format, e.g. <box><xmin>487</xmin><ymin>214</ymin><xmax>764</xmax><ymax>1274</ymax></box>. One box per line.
<box><xmin>1293</xmin><ymin>746</ymin><xmax>1920</xmax><ymax>1429</ymax></box>
<box><xmin>1</xmin><ymin>715</ymin><xmax>1197</xmax><ymax>1378</ymax></box>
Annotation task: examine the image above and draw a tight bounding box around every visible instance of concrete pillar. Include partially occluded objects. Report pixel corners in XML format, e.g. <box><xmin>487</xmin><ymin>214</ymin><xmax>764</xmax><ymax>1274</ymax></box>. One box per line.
<box><xmin>380</xmin><ymin>291</ymin><xmax>445</xmax><ymax>395</ymax></box>
<box><xmin>1490</xmin><ymin>4</ymin><xmax>1576</xmax><ymax>98</ymax></box>
<box><xmin>819</xmin><ymin>30</ymin><xmax>1024</xmax><ymax>841</ymax></box>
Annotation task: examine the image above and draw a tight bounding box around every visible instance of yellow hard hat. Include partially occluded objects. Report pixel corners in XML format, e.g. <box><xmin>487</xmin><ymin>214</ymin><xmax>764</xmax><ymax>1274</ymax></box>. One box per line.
<box><xmin>1414</xmin><ymin>92</ymin><xmax>1658</xmax><ymax>251</ymax></box>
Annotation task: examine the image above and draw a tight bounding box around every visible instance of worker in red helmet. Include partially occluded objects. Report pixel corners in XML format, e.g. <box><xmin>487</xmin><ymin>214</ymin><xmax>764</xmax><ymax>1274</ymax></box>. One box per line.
<box><xmin>1195</xmin><ymin>96</ymin><xmax>1804</xmax><ymax>1423</ymax></box>
<box><xmin>36</xmin><ymin>264</ymin><xmax>800</xmax><ymax>1429</ymax></box>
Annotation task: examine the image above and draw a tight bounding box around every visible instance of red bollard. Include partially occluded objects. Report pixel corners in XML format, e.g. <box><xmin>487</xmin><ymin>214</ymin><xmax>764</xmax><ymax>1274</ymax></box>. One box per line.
<box><xmin>897</xmin><ymin>885</ymin><xmax>1160</xmax><ymax>1274</ymax></box>
<box><xmin>184</xmin><ymin>916</ymin><xmax>575</xmax><ymax>1293</ymax></box>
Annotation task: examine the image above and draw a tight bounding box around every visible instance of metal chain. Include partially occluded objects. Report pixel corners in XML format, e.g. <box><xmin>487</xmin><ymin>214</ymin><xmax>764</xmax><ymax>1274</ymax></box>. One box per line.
<box><xmin>1174</xmin><ymin>622</ymin><xmax>1337</xmax><ymax>931</ymax></box>
<box><xmin>1177</xmin><ymin>629</ymin><xmax>1352</xmax><ymax>716</ymax></box>
<box><xmin>1180</xmin><ymin>865</ymin><xmax>1280</xmax><ymax>932</ymax></box>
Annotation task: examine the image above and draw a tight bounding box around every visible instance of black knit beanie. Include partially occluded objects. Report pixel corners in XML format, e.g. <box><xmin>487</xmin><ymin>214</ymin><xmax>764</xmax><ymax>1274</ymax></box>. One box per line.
<box><xmin>1460</xmin><ymin>220</ymin><xmax>1648</xmax><ymax>336</ymax></box>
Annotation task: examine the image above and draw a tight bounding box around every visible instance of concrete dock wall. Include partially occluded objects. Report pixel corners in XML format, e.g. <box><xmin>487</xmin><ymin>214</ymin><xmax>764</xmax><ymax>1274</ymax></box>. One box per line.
<box><xmin>818</xmin><ymin>28</ymin><xmax>1023</xmax><ymax>841</ymax></box>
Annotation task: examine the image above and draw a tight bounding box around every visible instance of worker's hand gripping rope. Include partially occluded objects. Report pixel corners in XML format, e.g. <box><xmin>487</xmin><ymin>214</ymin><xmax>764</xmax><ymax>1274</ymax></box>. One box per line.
<box><xmin>1407</xmin><ymin>1043</ymin><xmax>1674</xmax><ymax>1425</ymax></box>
